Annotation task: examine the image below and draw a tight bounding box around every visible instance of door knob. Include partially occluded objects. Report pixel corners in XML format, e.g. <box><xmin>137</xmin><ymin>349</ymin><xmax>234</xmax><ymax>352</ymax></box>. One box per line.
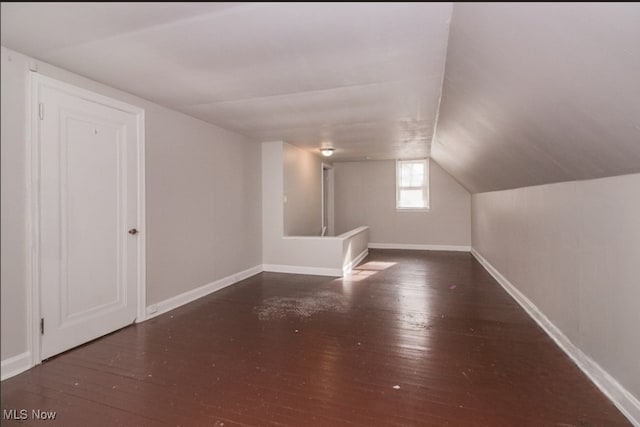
<box><xmin>128</xmin><ymin>228</ymin><xmax>138</xmax><ymax>235</ymax></box>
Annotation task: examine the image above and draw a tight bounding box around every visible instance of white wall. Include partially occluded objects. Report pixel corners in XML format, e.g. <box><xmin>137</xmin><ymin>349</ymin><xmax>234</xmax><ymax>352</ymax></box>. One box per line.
<box><xmin>472</xmin><ymin>173</ymin><xmax>640</xmax><ymax>410</ymax></box>
<box><xmin>340</xmin><ymin>227</ymin><xmax>369</xmax><ymax>273</ymax></box>
<box><xmin>0</xmin><ymin>46</ymin><xmax>262</xmax><ymax>361</ymax></box>
<box><xmin>263</xmin><ymin>141</ymin><xmax>339</xmax><ymax>271</ymax></box>
<box><xmin>146</xmin><ymin>109</ymin><xmax>262</xmax><ymax>305</ymax></box>
<box><xmin>262</xmin><ymin>141</ymin><xmax>368</xmax><ymax>275</ymax></box>
<box><xmin>1</xmin><ymin>48</ymin><xmax>29</xmax><ymax>359</ymax></box>
<box><xmin>283</xmin><ymin>143</ymin><xmax>322</xmax><ymax>236</ymax></box>
<box><xmin>334</xmin><ymin>159</ymin><xmax>471</xmax><ymax>247</ymax></box>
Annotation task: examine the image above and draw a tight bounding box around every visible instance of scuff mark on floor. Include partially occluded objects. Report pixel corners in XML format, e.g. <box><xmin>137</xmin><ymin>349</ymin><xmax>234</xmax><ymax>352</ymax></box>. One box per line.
<box><xmin>255</xmin><ymin>291</ymin><xmax>348</xmax><ymax>320</ymax></box>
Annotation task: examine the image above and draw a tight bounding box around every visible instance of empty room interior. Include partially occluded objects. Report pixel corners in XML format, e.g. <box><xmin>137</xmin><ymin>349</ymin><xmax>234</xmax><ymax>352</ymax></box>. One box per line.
<box><xmin>1</xmin><ymin>2</ymin><xmax>640</xmax><ymax>426</ymax></box>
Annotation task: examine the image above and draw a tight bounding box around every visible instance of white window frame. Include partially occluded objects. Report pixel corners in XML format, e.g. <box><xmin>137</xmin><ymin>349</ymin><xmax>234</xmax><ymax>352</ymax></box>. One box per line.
<box><xmin>396</xmin><ymin>158</ymin><xmax>430</xmax><ymax>212</ymax></box>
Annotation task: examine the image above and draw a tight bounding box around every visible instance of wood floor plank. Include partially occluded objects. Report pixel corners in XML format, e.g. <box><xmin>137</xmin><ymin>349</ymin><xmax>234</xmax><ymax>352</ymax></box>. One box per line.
<box><xmin>1</xmin><ymin>250</ymin><xmax>631</xmax><ymax>426</ymax></box>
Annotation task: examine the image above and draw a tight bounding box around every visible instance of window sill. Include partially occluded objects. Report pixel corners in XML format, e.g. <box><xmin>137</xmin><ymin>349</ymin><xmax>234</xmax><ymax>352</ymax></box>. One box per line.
<box><xmin>396</xmin><ymin>208</ymin><xmax>431</xmax><ymax>213</ymax></box>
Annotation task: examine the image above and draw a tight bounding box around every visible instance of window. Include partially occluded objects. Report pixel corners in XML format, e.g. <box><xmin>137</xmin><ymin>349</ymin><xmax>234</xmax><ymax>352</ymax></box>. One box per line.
<box><xmin>396</xmin><ymin>159</ymin><xmax>429</xmax><ymax>210</ymax></box>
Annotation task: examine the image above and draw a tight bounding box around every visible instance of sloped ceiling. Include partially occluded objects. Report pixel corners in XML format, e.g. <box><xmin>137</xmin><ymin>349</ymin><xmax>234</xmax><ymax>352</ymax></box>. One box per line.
<box><xmin>0</xmin><ymin>2</ymin><xmax>452</xmax><ymax>162</ymax></box>
<box><xmin>2</xmin><ymin>3</ymin><xmax>639</xmax><ymax>192</ymax></box>
<box><xmin>432</xmin><ymin>3</ymin><xmax>640</xmax><ymax>193</ymax></box>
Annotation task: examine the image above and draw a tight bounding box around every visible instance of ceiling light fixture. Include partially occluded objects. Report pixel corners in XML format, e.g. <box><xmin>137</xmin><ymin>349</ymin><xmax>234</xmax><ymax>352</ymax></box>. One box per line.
<box><xmin>320</xmin><ymin>148</ymin><xmax>335</xmax><ymax>157</ymax></box>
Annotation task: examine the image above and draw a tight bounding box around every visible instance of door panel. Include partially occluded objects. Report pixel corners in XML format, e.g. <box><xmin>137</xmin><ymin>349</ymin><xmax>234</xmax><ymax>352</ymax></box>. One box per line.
<box><xmin>39</xmin><ymin>83</ymin><xmax>140</xmax><ymax>359</ymax></box>
<box><xmin>64</xmin><ymin>114</ymin><xmax>122</xmax><ymax>319</ymax></box>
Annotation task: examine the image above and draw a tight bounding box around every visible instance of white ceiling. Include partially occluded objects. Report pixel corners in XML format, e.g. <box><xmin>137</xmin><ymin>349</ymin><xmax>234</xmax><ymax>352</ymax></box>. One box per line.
<box><xmin>1</xmin><ymin>2</ymin><xmax>452</xmax><ymax>162</ymax></box>
<box><xmin>432</xmin><ymin>3</ymin><xmax>640</xmax><ymax>192</ymax></box>
<box><xmin>2</xmin><ymin>3</ymin><xmax>639</xmax><ymax>192</ymax></box>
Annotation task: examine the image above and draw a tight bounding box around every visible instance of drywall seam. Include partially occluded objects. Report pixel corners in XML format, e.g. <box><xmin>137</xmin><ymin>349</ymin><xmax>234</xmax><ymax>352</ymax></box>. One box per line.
<box><xmin>368</xmin><ymin>243</ymin><xmax>470</xmax><ymax>252</ymax></box>
<box><xmin>471</xmin><ymin>248</ymin><xmax>640</xmax><ymax>426</ymax></box>
<box><xmin>145</xmin><ymin>265</ymin><xmax>263</xmax><ymax>320</ymax></box>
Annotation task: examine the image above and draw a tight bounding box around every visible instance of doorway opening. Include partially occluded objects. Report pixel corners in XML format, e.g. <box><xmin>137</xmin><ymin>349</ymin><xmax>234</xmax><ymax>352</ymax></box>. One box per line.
<box><xmin>321</xmin><ymin>163</ymin><xmax>334</xmax><ymax>236</ymax></box>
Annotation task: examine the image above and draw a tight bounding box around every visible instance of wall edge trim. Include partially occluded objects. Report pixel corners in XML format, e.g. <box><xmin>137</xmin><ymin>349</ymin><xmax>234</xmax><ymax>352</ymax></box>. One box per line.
<box><xmin>262</xmin><ymin>264</ymin><xmax>341</xmax><ymax>277</ymax></box>
<box><xmin>145</xmin><ymin>265</ymin><xmax>263</xmax><ymax>320</ymax></box>
<box><xmin>343</xmin><ymin>249</ymin><xmax>369</xmax><ymax>275</ymax></box>
<box><xmin>470</xmin><ymin>247</ymin><xmax>640</xmax><ymax>426</ymax></box>
<box><xmin>368</xmin><ymin>243</ymin><xmax>470</xmax><ymax>252</ymax></box>
<box><xmin>1</xmin><ymin>352</ymin><xmax>32</xmax><ymax>381</ymax></box>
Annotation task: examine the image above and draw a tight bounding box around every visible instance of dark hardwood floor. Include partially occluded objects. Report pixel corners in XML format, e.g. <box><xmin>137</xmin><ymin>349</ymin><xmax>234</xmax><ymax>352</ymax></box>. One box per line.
<box><xmin>1</xmin><ymin>250</ymin><xmax>631</xmax><ymax>426</ymax></box>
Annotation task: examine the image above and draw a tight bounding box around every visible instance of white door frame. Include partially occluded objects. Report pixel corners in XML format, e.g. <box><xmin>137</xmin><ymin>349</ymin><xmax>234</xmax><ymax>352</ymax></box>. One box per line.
<box><xmin>27</xmin><ymin>73</ymin><xmax>146</xmax><ymax>366</ymax></box>
<box><xmin>321</xmin><ymin>162</ymin><xmax>334</xmax><ymax>236</ymax></box>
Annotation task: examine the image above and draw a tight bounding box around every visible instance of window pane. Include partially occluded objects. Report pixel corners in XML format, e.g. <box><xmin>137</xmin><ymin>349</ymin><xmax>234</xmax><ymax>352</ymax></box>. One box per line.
<box><xmin>396</xmin><ymin>159</ymin><xmax>429</xmax><ymax>210</ymax></box>
<box><xmin>410</xmin><ymin>163</ymin><xmax>424</xmax><ymax>186</ymax></box>
<box><xmin>399</xmin><ymin>161</ymin><xmax>424</xmax><ymax>187</ymax></box>
<box><xmin>399</xmin><ymin>163</ymin><xmax>412</xmax><ymax>187</ymax></box>
<box><xmin>398</xmin><ymin>189</ymin><xmax>426</xmax><ymax>208</ymax></box>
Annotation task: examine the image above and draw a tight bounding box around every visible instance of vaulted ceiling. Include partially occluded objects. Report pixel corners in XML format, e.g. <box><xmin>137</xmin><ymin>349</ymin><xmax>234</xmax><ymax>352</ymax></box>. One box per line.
<box><xmin>0</xmin><ymin>2</ymin><xmax>451</xmax><ymax>163</ymax></box>
<box><xmin>2</xmin><ymin>3</ymin><xmax>639</xmax><ymax>193</ymax></box>
<box><xmin>432</xmin><ymin>3</ymin><xmax>640</xmax><ymax>193</ymax></box>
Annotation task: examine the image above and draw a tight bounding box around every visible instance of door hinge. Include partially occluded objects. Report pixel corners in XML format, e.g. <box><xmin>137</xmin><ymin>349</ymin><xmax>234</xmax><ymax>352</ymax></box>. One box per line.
<box><xmin>40</xmin><ymin>318</ymin><xmax>44</xmax><ymax>335</ymax></box>
<box><xmin>38</xmin><ymin>103</ymin><xmax>44</xmax><ymax>120</ymax></box>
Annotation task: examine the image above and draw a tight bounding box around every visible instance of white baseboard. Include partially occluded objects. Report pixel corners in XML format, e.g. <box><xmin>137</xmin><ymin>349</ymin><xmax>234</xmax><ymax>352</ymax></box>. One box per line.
<box><xmin>145</xmin><ymin>265</ymin><xmax>263</xmax><ymax>320</ymax></box>
<box><xmin>1</xmin><ymin>351</ymin><xmax>31</xmax><ymax>381</ymax></box>
<box><xmin>262</xmin><ymin>250</ymin><xmax>369</xmax><ymax>278</ymax></box>
<box><xmin>471</xmin><ymin>248</ymin><xmax>640</xmax><ymax>426</ymax></box>
<box><xmin>262</xmin><ymin>264</ymin><xmax>342</xmax><ymax>277</ymax></box>
<box><xmin>343</xmin><ymin>249</ymin><xmax>369</xmax><ymax>275</ymax></box>
<box><xmin>369</xmin><ymin>243</ymin><xmax>471</xmax><ymax>252</ymax></box>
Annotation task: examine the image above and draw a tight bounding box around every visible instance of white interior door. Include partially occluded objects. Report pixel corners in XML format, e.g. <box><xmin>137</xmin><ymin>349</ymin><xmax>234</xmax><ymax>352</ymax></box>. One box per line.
<box><xmin>38</xmin><ymin>80</ymin><xmax>142</xmax><ymax>359</ymax></box>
